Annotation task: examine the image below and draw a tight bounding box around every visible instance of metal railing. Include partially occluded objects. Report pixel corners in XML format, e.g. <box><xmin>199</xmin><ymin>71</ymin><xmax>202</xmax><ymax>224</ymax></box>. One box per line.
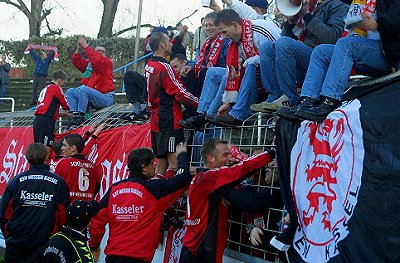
<box><xmin>0</xmin><ymin>98</ymin><xmax>15</xmax><ymax>112</ymax></box>
<box><xmin>113</xmin><ymin>52</ymin><xmax>153</xmax><ymax>94</ymax></box>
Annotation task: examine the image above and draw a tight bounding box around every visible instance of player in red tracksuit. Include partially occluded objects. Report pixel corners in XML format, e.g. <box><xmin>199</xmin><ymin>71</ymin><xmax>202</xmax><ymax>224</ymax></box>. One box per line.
<box><xmin>33</xmin><ymin>70</ymin><xmax>69</xmax><ymax>147</ymax></box>
<box><xmin>145</xmin><ymin>32</ymin><xmax>199</xmax><ymax>176</ymax></box>
<box><xmin>55</xmin><ymin>134</ymin><xmax>101</xmax><ymax>203</ymax></box>
<box><xmin>180</xmin><ymin>139</ymin><xmax>274</xmax><ymax>263</ymax></box>
<box><xmin>89</xmin><ymin>143</ymin><xmax>193</xmax><ymax>263</ymax></box>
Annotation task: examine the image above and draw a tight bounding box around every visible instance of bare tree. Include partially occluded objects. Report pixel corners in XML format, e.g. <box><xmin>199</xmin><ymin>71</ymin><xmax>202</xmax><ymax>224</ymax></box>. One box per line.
<box><xmin>98</xmin><ymin>0</ymin><xmax>120</xmax><ymax>38</ymax></box>
<box><xmin>0</xmin><ymin>0</ymin><xmax>54</xmax><ymax>37</ymax></box>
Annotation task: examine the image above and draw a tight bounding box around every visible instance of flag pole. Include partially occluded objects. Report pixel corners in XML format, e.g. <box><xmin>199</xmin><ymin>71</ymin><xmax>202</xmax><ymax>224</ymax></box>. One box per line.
<box><xmin>133</xmin><ymin>0</ymin><xmax>144</xmax><ymax>71</ymax></box>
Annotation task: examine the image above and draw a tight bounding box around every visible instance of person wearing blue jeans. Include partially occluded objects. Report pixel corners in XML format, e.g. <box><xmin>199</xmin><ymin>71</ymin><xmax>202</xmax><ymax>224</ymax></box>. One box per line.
<box><xmin>179</xmin><ymin>67</ymin><xmax>226</xmax><ymax>129</ymax></box>
<box><xmin>249</xmin><ymin>0</ymin><xmax>349</xmax><ymax>113</ymax></box>
<box><xmin>259</xmin><ymin>38</ymin><xmax>313</xmax><ymax>107</ymax></box>
<box><xmin>294</xmin><ymin>36</ymin><xmax>394</xmax><ymax>122</ymax></box>
<box><xmin>214</xmin><ymin>64</ymin><xmax>258</xmax><ymax>126</ymax></box>
<box><xmin>66</xmin><ymin>85</ymin><xmax>114</xmax><ymax>113</ymax></box>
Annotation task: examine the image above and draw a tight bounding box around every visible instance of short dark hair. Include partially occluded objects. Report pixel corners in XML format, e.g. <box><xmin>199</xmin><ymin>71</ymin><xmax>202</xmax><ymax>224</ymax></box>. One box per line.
<box><xmin>63</xmin><ymin>134</ymin><xmax>85</xmax><ymax>153</ymax></box>
<box><xmin>205</xmin><ymin>12</ymin><xmax>217</xmax><ymax>22</ymax></box>
<box><xmin>214</xmin><ymin>9</ymin><xmax>241</xmax><ymax>26</ymax></box>
<box><xmin>127</xmin><ymin>148</ymin><xmax>155</xmax><ymax>176</ymax></box>
<box><xmin>171</xmin><ymin>53</ymin><xmax>187</xmax><ymax>62</ymax></box>
<box><xmin>26</xmin><ymin>143</ymin><xmax>48</xmax><ymax>165</ymax></box>
<box><xmin>201</xmin><ymin>138</ymin><xmax>228</xmax><ymax>165</ymax></box>
<box><xmin>53</xmin><ymin>139</ymin><xmax>63</xmax><ymax>156</ymax></box>
<box><xmin>149</xmin><ymin>32</ymin><xmax>168</xmax><ymax>52</ymax></box>
<box><xmin>52</xmin><ymin>70</ymin><xmax>68</xmax><ymax>81</ymax></box>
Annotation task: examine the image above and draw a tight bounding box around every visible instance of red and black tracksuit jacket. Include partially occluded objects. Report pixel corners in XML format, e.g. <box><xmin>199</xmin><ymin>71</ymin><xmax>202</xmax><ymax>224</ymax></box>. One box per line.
<box><xmin>89</xmin><ymin>152</ymin><xmax>192</xmax><ymax>262</ymax></box>
<box><xmin>0</xmin><ymin>164</ymin><xmax>70</xmax><ymax>263</ymax></box>
<box><xmin>55</xmin><ymin>154</ymin><xmax>101</xmax><ymax>203</ymax></box>
<box><xmin>145</xmin><ymin>56</ymin><xmax>198</xmax><ymax>132</ymax></box>
<box><xmin>35</xmin><ymin>82</ymin><xmax>69</xmax><ymax>121</ymax></box>
<box><xmin>182</xmin><ymin>152</ymin><xmax>273</xmax><ymax>263</ymax></box>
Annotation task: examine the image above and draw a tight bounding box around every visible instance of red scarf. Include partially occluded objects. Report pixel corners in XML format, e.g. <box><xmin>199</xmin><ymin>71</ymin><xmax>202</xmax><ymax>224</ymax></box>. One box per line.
<box><xmin>225</xmin><ymin>19</ymin><xmax>259</xmax><ymax>95</ymax></box>
<box><xmin>24</xmin><ymin>43</ymin><xmax>59</xmax><ymax>61</ymax></box>
<box><xmin>194</xmin><ymin>34</ymin><xmax>225</xmax><ymax>75</ymax></box>
<box><xmin>295</xmin><ymin>0</ymin><xmax>318</xmax><ymax>42</ymax></box>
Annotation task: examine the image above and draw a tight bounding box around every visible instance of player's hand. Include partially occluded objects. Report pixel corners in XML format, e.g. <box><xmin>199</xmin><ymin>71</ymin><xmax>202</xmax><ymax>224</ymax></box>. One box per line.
<box><xmin>91</xmin><ymin>247</ymin><xmax>101</xmax><ymax>262</ymax></box>
<box><xmin>249</xmin><ymin>227</ymin><xmax>264</xmax><ymax>247</ymax></box>
<box><xmin>93</xmin><ymin>122</ymin><xmax>106</xmax><ymax>136</ymax></box>
<box><xmin>176</xmin><ymin>142</ymin><xmax>187</xmax><ymax>155</ymax></box>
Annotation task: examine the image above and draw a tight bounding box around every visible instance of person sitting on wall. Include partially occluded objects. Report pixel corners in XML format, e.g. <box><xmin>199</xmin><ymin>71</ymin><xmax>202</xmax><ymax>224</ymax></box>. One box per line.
<box><xmin>67</xmin><ymin>37</ymin><xmax>115</xmax><ymax>127</ymax></box>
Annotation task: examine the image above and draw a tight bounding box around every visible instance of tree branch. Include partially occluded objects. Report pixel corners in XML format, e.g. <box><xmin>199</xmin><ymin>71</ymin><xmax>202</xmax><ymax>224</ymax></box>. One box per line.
<box><xmin>112</xmin><ymin>23</ymin><xmax>154</xmax><ymax>37</ymax></box>
<box><xmin>0</xmin><ymin>0</ymin><xmax>28</xmax><ymax>16</ymax></box>
<box><xmin>43</xmin><ymin>14</ymin><xmax>63</xmax><ymax>37</ymax></box>
<box><xmin>40</xmin><ymin>7</ymin><xmax>52</xmax><ymax>22</ymax></box>
<box><xmin>176</xmin><ymin>9</ymin><xmax>198</xmax><ymax>25</ymax></box>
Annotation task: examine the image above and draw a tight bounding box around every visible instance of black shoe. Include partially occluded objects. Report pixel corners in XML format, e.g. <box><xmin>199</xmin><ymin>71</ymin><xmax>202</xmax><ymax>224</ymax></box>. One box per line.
<box><xmin>296</xmin><ymin>97</ymin><xmax>340</xmax><ymax>122</ymax></box>
<box><xmin>277</xmin><ymin>97</ymin><xmax>320</xmax><ymax>120</ymax></box>
<box><xmin>213</xmin><ymin>114</ymin><xmax>243</xmax><ymax>127</ymax></box>
<box><xmin>205</xmin><ymin>114</ymin><xmax>215</xmax><ymax>122</ymax></box>
<box><xmin>70</xmin><ymin>116</ymin><xmax>85</xmax><ymax>126</ymax></box>
<box><xmin>121</xmin><ymin>109</ymin><xmax>151</xmax><ymax>123</ymax></box>
<box><xmin>178</xmin><ymin>115</ymin><xmax>207</xmax><ymax>130</ymax></box>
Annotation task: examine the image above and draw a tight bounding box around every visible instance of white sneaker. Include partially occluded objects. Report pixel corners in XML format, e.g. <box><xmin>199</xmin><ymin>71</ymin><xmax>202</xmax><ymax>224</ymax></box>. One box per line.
<box><xmin>262</xmin><ymin>95</ymin><xmax>291</xmax><ymax>111</ymax></box>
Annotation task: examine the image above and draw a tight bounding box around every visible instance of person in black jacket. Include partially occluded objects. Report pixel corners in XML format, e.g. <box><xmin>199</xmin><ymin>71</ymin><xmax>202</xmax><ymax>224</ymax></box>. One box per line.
<box><xmin>43</xmin><ymin>200</ymin><xmax>99</xmax><ymax>263</ymax></box>
<box><xmin>0</xmin><ymin>143</ymin><xmax>70</xmax><ymax>263</ymax></box>
<box><xmin>288</xmin><ymin>0</ymin><xmax>400</xmax><ymax>122</ymax></box>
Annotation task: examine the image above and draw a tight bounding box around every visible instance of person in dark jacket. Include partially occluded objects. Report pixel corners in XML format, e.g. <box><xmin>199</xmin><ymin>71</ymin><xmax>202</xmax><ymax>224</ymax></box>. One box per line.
<box><xmin>293</xmin><ymin>0</ymin><xmax>400</xmax><ymax>122</ymax></box>
<box><xmin>0</xmin><ymin>54</ymin><xmax>11</xmax><ymax>99</ymax></box>
<box><xmin>0</xmin><ymin>143</ymin><xmax>70</xmax><ymax>263</ymax></box>
<box><xmin>43</xmin><ymin>200</ymin><xmax>99</xmax><ymax>263</ymax></box>
<box><xmin>250</xmin><ymin>0</ymin><xmax>349</xmax><ymax>112</ymax></box>
<box><xmin>28</xmin><ymin>49</ymin><xmax>54</xmax><ymax>105</ymax></box>
<box><xmin>88</xmin><ymin>143</ymin><xmax>193</xmax><ymax>263</ymax></box>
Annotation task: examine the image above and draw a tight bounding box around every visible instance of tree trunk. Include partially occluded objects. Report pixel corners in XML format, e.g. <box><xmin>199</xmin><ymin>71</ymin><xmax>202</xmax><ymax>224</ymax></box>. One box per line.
<box><xmin>29</xmin><ymin>0</ymin><xmax>44</xmax><ymax>37</ymax></box>
<box><xmin>97</xmin><ymin>0</ymin><xmax>120</xmax><ymax>38</ymax></box>
<box><xmin>0</xmin><ymin>0</ymin><xmax>47</xmax><ymax>38</ymax></box>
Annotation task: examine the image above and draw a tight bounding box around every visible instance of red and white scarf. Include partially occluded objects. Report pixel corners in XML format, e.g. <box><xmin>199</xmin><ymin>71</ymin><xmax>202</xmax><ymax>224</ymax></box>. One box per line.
<box><xmin>224</xmin><ymin>19</ymin><xmax>259</xmax><ymax>103</ymax></box>
<box><xmin>195</xmin><ymin>33</ymin><xmax>225</xmax><ymax>75</ymax></box>
<box><xmin>293</xmin><ymin>0</ymin><xmax>318</xmax><ymax>42</ymax></box>
<box><xmin>24</xmin><ymin>43</ymin><xmax>59</xmax><ymax>61</ymax></box>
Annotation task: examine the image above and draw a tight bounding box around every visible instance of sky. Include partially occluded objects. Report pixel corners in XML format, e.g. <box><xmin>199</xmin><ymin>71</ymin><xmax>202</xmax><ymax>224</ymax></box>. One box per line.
<box><xmin>0</xmin><ymin>0</ymin><xmax>218</xmax><ymax>41</ymax></box>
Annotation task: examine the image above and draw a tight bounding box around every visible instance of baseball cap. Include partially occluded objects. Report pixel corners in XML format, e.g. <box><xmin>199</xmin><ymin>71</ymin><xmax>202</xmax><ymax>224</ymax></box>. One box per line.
<box><xmin>245</xmin><ymin>0</ymin><xmax>269</xmax><ymax>9</ymax></box>
<box><xmin>67</xmin><ymin>200</ymin><xmax>99</xmax><ymax>230</ymax></box>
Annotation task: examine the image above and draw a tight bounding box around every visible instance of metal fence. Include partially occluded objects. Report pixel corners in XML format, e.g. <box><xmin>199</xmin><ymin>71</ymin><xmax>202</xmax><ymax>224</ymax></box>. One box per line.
<box><xmin>182</xmin><ymin>114</ymin><xmax>284</xmax><ymax>263</ymax></box>
<box><xmin>0</xmin><ymin>106</ymin><xmax>285</xmax><ymax>262</ymax></box>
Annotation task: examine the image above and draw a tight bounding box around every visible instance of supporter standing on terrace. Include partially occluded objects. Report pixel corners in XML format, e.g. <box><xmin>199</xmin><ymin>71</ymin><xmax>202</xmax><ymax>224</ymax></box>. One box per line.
<box><xmin>28</xmin><ymin>48</ymin><xmax>54</xmax><ymax>105</ymax></box>
<box><xmin>0</xmin><ymin>143</ymin><xmax>70</xmax><ymax>263</ymax></box>
<box><xmin>67</xmin><ymin>37</ymin><xmax>115</xmax><ymax>127</ymax></box>
<box><xmin>145</xmin><ymin>32</ymin><xmax>198</xmax><ymax>176</ymax></box>
<box><xmin>55</xmin><ymin>134</ymin><xmax>101</xmax><ymax>203</ymax></box>
<box><xmin>180</xmin><ymin>139</ymin><xmax>274</xmax><ymax>263</ymax></box>
<box><xmin>0</xmin><ymin>54</ymin><xmax>11</xmax><ymax>100</ymax></box>
<box><xmin>89</xmin><ymin>144</ymin><xmax>193</xmax><ymax>263</ymax></box>
<box><xmin>33</xmin><ymin>70</ymin><xmax>69</xmax><ymax>150</ymax></box>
